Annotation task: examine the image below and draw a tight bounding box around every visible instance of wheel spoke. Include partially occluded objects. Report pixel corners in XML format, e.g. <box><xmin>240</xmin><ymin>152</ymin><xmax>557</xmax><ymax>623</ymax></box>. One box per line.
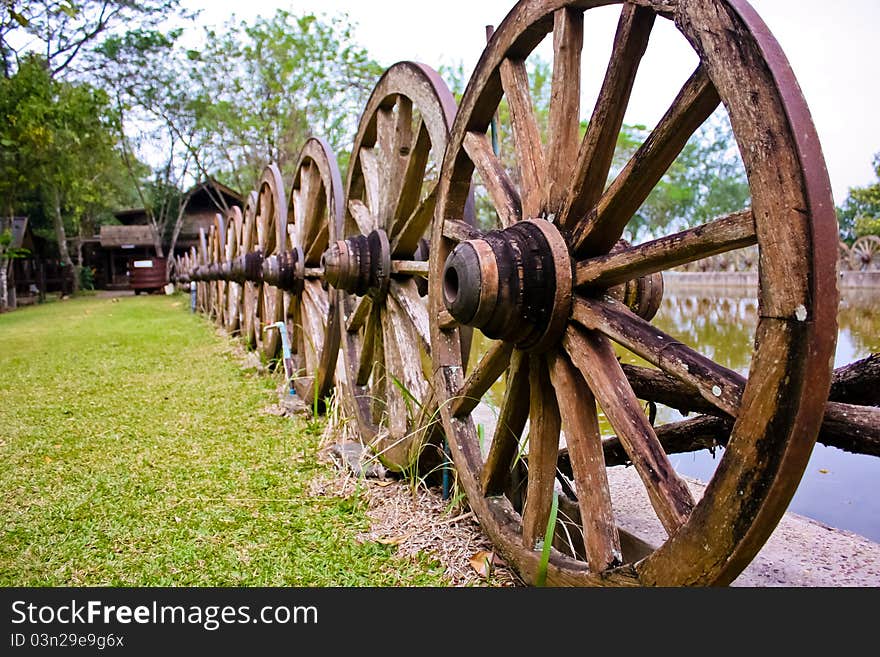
<box><xmin>346</xmin><ymin>295</ymin><xmax>373</xmax><ymax>334</ymax></box>
<box><xmin>387</xmin><ymin>292</ymin><xmax>429</xmax><ymax>403</ymax></box>
<box><xmin>500</xmin><ymin>57</ymin><xmax>545</xmax><ymax>220</ymax></box>
<box><xmin>548</xmin><ymin>350</ymin><xmax>621</xmax><ymax>571</ymax></box>
<box><xmin>481</xmin><ymin>349</ymin><xmax>530</xmax><ymax>496</ymax></box>
<box><xmin>572</xmin><ymin>66</ymin><xmax>720</xmax><ymax>255</ymax></box>
<box><xmin>521</xmin><ymin>354</ymin><xmax>562</xmax><ymax>549</ymax></box>
<box><xmin>301</xmin><ymin>281</ymin><xmax>327</xmax><ymax>376</ymax></box>
<box><xmin>572</xmin><ymin>295</ymin><xmax>744</xmax><ymax>416</ymax></box>
<box><xmin>544</xmin><ymin>7</ymin><xmax>583</xmax><ymax>214</ymax></box>
<box><xmin>559</xmin><ymin>4</ymin><xmax>655</xmax><ymax>230</ymax></box>
<box><xmin>358</xmin><ymin>147</ymin><xmax>381</xmax><ymax>221</ymax></box>
<box><xmin>575</xmin><ymin>209</ymin><xmax>756</xmax><ymax>287</ymax></box>
<box><xmin>390</xmin><ymin>260</ymin><xmax>429</xmax><ymax>277</ymax></box>
<box><xmin>382</xmin><ymin>305</ymin><xmax>411</xmax><ymax>438</ymax></box>
<box><xmin>564</xmin><ymin>326</ymin><xmax>695</xmax><ymax>535</ymax></box>
<box><xmin>451</xmin><ymin>339</ymin><xmax>513</xmax><ymax>418</ymax></box>
<box><xmin>464</xmin><ymin>130</ymin><xmax>522</xmax><ymax>227</ymax></box>
<box><xmin>441</xmin><ymin>218</ymin><xmax>480</xmax><ymax>244</ymax></box>
<box><xmin>357</xmin><ymin>305</ymin><xmax>381</xmax><ymax>387</ymax></box>
<box><xmin>377</xmin><ymin>98</ymin><xmax>412</xmax><ymax>224</ymax></box>
<box><xmin>348</xmin><ymin>199</ymin><xmax>375</xmax><ymax>237</ymax></box>
<box><xmin>301</xmin><ymin>163</ymin><xmax>325</xmax><ymax>255</ymax></box>
<box><xmin>389</xmin><ymin>119</ymin><xmax>432</xmax><ymax>239</ymax></box>
<box><xmin>389</xmin><ymin>279</ymin><xmax>430</xmax><ymax>354</ymax></box>
<box><xmin>304</xmin><ymin>222</ymin><xmax>329</xmax><ymax>266</ymax></box>
<box><xmin>390</xmin><ymin>185</ymin><xmax>437</xmax><ymax>256</ymax></box>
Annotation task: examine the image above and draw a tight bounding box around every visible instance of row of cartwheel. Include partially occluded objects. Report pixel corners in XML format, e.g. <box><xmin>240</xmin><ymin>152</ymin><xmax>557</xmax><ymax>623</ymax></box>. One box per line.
<box><xmin>839</xmin><ymin>236</ymin><xmax>880</xmax><ymax>271</ymax></box>
<box><xmin>170</xmin><ymin>0</ymin><xmax>853</xmax><ymax>586</ymax></box>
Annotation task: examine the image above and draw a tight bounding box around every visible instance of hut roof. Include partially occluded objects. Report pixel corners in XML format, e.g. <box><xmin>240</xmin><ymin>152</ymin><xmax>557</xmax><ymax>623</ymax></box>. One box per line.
<box><xmin>99</xmin><ymin>225</ymin><xmax>157</xmax><ymax>247</ymax></box>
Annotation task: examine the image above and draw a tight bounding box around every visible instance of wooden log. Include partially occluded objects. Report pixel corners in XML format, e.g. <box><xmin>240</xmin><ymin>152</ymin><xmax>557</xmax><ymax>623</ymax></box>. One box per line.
<box><xmin>830</xmin><ymin>353</ymin><xmax>880</xmax><ymax>407</ymax></box>
<box><xmin>621</xmin><ymin>364</ymin><xmax>880</xmax><ymax>457</ymax></box>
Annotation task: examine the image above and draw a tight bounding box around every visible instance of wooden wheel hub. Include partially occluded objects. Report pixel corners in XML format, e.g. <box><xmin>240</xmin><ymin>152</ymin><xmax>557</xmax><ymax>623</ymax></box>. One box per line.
<box><xmin>322</xmin><ymin>229</ymin><xmax>391</xmax><ymax>298</ymax></box>
<box><xmin>262</xmin><ymin>247</ymin><xmax>305</xmax><ymax>295</ymax></box>
<box><xmin>442</xmin><ymin>218</ymin><xmax>571</xmax><ymax>352</ymax></box>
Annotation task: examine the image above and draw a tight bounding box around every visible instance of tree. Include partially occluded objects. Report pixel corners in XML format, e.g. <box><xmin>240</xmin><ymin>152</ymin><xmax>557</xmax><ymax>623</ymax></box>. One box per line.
<box><xmin>1</xmin><ymin>0</ymin><xmax>184</xmax><ymax>79</ymax></box>
<box><xmin>184</xmin><ymin>10</ymin><xmax>383</xmax><ymax>191</ymax></box>
<box><xmin>838</xmin><ymin>153</ymin><xmax>880</xmax><ymax>243</ymax></box>
<box><xmin>0</xmin><ymin>55</ymin><xmax>127</xmax><ymax>291</ymax></box>
<box><xmin>0</xmin><ymin>225</ymin><xmax>30</xmax><ymax>311</ymax></box>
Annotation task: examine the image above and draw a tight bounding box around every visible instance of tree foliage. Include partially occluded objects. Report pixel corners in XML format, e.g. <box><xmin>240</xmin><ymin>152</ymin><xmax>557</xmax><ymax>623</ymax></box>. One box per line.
<box><xmin>0</xmin><ymin>55</ymin><xmax>129</xmax><ymax>288</ymax></box>
<box><xmin>184</xmin><ymin>10</ymin><xmax>382</xmax><ymax>191</ymax></box>
<box><xmin>837</xmin><ymin>153</ymin><xmax>880</xmax><ymax>243</ymax></box>
<box><xmin>1</xmin><ymin>0</ymin><xmax>185</xmax><ymax>79</ymax></box>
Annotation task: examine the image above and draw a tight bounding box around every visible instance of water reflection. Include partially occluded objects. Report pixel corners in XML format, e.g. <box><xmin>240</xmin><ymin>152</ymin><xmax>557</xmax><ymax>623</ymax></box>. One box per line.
<box><xmin>466</xmin><ymin>284</ymin><xmax>880</xmax><ymax>542</ymax></box>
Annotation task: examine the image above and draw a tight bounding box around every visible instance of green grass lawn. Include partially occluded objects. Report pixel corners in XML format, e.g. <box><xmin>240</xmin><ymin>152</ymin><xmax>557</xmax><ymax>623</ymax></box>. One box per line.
<box><xmin>0</xmin><ymin>294</ymin><xmax>447</xmax><ymax>586</ymax></box>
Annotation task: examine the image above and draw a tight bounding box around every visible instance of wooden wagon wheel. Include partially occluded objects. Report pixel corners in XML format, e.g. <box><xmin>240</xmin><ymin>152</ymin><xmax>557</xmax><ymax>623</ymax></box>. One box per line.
<box><xmin>838</xmin><ymin>240</ymin><xmax>851</xmax><ymax>272</ymax></box>
<box><xmin>251</xmin><ymin>164</ymin><xmax>288</xmax><ymax>362</ymax></box>
<box><xmin>332</xmin><ymin>61</ymin><xmax>468</xmax><ymax>470</ymax></box>
<box><xmin>849</xmin><ymin>235</ymin><xmax>880</xmax><ymax>271</ymax></box>
<box><xmin>224</xmin><ymin>206</ymin><xmax>245</xmax><ymax>334</ymax></box>
<box><xmin>197</xmin><ymin>226</ymin><xmax>209</xmax><ymax>314</ymax></box>
<box><xmin>280</xmin><ymin>137</ymin><xmax>344</xmax><ymax>406</ymax></box>
<box><xmin>429</xmin><ymin>0</ymin><xmax>838</xmax><ymax>586</ymax></box>
<box><xmin>241</xmin><ymin>190</ymin><xmax>260</xmax><ymax>349</ymax></box>
<box><xmin>211</xmin><ymin>212</ymin><xmax>227</xmax><ymax>325</ymax></box>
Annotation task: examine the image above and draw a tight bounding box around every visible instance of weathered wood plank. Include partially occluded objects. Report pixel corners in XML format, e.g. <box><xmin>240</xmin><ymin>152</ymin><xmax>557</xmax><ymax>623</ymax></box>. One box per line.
<box><xmin>389</xmin><ymin>279</ymin><xmax>431</xmax><ymax>354</ymax></box>
<box><xmin>573</xmin><ymin>66</ymin><xmax>720</xmax><ymax>255</ymax></box>
<box><xmin>573</xmin><ymin>295</ymin><xmax>744</xmax><ymax>416</ymax></box>
<box><xmin>391</xmin><ymin>185</ymin><xmax>438</xmax><ymax>256</ymax></box>
<box><xmin>545</xmin><ymin>7</ymin><xmax>583</xmax><ymax>214</ymax></box>
<box><xmin>500</xmin><ymin>57</ymin><xmax>545</xmax><ymax>220</ymax></box>
<box><xmin>348</xmin><ymin>198</ymin><xmax>375</xmax><ymax>236</ymax></box>
<box><xmin>451</xmin><ymin>339</ymin><xmax>513</xmax><ymax>418</ymax></box>
<box><xmin>522</xmin><ymin>355</ymin><xmax>562</xmax><ymax>548</ymax></box>
<box><xmin>481</xmin><ymin>349</ymin><xmax>529</xmax><ymax>496</ymax></box>
<box><xmin>564</xmin><ymin>326</ymin><xmax>695</xmax><ymax>535</ymax></box>
<box><xmin>464</xmin><ymin>130</ymin><xmax>522</xmax><ymax>227</ymax></box>
<box><xmin>560</xmin><ymin>4</ymin><xmax>654</xmax><ymax>230</ymax></box>
<box><xmin>575</xmin><ymin>209</ymin><xmax>756</xmax><ymax>287</ymax></box>
<box><xmin>548</xmin><ymin>350</ymin><xmax>621</xmax><ymax>571</ymax></box>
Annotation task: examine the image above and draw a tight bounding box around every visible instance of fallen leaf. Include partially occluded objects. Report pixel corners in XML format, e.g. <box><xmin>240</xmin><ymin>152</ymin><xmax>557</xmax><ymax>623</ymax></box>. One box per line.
<box><xmin>819</xmin><ymin>468</ymin><xmax>829</xmax><ymax>474</ymax></box>
<box><xmin>470</xmin><ymin>550</ymin><xmax>502</xmax><ymax>578</ymax></box>
<box><xmin>374</xmin><ymin>480</ymin><xmax>395</xmax><ymax>487</ymax></box>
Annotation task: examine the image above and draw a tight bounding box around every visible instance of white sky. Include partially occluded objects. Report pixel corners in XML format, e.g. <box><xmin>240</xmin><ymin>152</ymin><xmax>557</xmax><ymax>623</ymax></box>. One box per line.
<box><xmin>180</xmin><ymin>0</ymin><xmax>880</xmax><ymax>205</ymax></box>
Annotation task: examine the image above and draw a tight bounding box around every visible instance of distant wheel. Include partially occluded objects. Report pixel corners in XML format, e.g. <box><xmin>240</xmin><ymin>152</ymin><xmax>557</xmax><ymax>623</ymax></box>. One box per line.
<box><xmin>241</xmin><ymin>191</ymin><xmax>259</xmax><ymax>348</ymax></box>
<box><xmin>838</xmin><ymin>241</ymin><xmax>851</xmax><ymax>271</ymax></box>
<box><xmin>850</xmin><ymin>235</ymin><xmax>880</xmax><ymax>271</ymax></box>
<box><xmin>283</xmin><ymin>137</ymin><xmax>344</xmax><ymax>407</ymax></box>
<box><xmin>333</xmin><ymin>61</ymin><xmax>469</xmax><ymax>469</ymax></box>
<box><xmin>430</xmin><ymin>0</ymin><xmax>837</xmax><ymax>585</ymax></box>
<box><xmin>224</xmin><ymin>206</ymin><xmax>244</xmax><ymax>334</ymax></box>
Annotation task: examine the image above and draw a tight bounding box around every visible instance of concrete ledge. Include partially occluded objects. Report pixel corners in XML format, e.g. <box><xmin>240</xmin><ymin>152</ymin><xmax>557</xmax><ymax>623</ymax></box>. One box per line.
<box><xmin>663</xmin><ymin>270</ymin><xmax>880</xmax><ymax>290</ymax></box>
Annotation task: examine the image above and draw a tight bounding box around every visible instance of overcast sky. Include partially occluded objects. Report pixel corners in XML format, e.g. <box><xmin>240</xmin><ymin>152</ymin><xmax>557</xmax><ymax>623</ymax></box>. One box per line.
<box><xmin>181</xmin><ymin>0</ymin><xmax>880</xmax><ymax>205</ymax></box>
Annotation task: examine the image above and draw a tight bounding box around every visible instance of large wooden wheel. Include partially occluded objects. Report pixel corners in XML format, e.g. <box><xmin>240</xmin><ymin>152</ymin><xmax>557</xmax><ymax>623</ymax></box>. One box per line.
<box><xmin>333</xmin><ymin>62</ymin><xmax>467</xmax><ymax>470</ymax></box>
<box><xmin>224</xmin><ymin>206</ymin><xmax>244</xmax><ymax>334</ymax></box>
<box><xmin>281</xmin><ymin>137</ymin><xmax>344</xmax><ymax>405</ymax></box>
<box><xmin>849</xmin><ymin>235</ymin><xmax>880</xmax><ymax>271</ymax></box>
<box><xmin>241</xmin><ymin>191</ymin><xmax>259</xmax><ymax>348</ymax></box>
<box><xmin>254</xmin><ymin>164</ymin><xmax>288</xmax><ymax>362</ymax></box>
<box><xmin>429</xmin><ymin>0</ymin><xmax>838</xmax><ymax>586</ymax></box>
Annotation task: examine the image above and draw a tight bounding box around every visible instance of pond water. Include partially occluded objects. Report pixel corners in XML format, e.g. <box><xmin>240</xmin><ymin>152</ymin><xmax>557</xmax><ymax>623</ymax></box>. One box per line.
<box><xmin>469</xmin><ymin>284</ymin><xmax>880</xmax><ymax>543</ymax></box>
<box><xmin>654</xmin><ymin>285</ymin><xmax>880</xmax><ymax>543</ymax></box>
